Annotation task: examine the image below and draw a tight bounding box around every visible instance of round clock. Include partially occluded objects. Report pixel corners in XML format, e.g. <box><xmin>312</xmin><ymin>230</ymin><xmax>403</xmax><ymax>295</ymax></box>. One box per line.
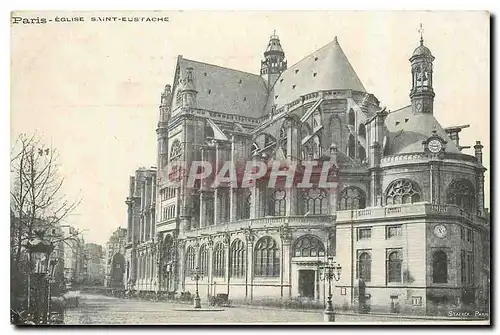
<box><xmin>434</xmin><ymin>224</ymin><xmax>447</xmax><ymax>238</ymax></box>
<box><xmin>428</xmin><ymin>139</ymin><xmax>443</xmax><ymax>153</ymax></box>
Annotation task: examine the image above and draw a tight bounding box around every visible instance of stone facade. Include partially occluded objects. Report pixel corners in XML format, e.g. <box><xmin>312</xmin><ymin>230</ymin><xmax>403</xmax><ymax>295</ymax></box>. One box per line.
<box><xmin>104</xmin><ymin>227</ymin><xmax>127</xmax><ymax>288</ymax></box>
<box><xmin>127</xmin><ymin>32</ymin><xmax>489</xmax><ymax>314</ymax></box>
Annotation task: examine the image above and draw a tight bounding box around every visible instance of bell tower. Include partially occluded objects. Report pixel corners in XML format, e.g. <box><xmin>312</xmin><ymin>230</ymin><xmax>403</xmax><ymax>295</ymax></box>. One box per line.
<box><xmin>260</xmin><ymin>31</ymin><xmax>287</xmax><ymax>88</ymax></box>
<box><xmin>409</xmin><ymin>24</ymin><xmax>435</xmax><ymax>114</ymax></box>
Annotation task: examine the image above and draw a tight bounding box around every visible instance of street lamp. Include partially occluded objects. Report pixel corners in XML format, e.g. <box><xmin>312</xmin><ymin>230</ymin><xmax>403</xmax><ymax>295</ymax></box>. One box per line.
<box><xmin>26</xmin><ymin>231</ymin><xmax>55</xmax><ymax>324</ymax></box>
<box><xmin>191</xmin><ymin>267</ymin><xmax>204</xmax><ymax>309</ymax></box>
<box><xmin>319</xmin><ymin>256</ymin><xmax>342</xmax><ymax>322</ymax></box>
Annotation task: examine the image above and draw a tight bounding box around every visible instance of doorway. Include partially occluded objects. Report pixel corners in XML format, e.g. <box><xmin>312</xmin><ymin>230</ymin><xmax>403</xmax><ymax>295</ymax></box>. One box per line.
<box><xmin>298</xmin><ymin>270</ymin><xmax>315</xmax><ymax>298</ymax></box>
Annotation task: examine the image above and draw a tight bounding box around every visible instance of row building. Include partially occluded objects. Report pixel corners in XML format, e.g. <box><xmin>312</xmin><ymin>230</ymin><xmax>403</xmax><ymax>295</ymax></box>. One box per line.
<box><xmin>123</xmin><ymin>31</ymin><xmax>489</xmax><ymax>314</ymax></box>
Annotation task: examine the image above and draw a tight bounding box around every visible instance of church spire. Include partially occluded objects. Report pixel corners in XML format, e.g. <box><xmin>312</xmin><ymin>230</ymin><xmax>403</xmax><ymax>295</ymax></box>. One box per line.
<box><xmin>260</xmin><ymin>31</ymin><xmax>287</xmax><ymax>88</ymax></box>
<box><xmin>409</xmin><ymin>24</ymin><xmax>435</xmax><ymax>114</ymax></box>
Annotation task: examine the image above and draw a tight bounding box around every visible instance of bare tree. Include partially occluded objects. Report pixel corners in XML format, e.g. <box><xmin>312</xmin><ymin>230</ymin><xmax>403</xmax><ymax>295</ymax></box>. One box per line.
<box><xmin>10</xmin><ymin>132</ymin><xmax>82</xmax><ymax>306</ymax></box>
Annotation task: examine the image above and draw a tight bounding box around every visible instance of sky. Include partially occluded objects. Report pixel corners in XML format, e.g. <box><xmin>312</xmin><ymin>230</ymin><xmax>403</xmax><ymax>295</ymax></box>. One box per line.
<box><xmin>10</xmin><ymin>11</ymin><xmax>490</xmax><ymax>246</ymax></box>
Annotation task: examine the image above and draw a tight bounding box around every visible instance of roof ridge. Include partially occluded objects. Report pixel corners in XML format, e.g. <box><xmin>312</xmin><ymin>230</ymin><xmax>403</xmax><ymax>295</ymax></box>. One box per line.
<box><xmin>181</xmin><ymin>57</ymin><xmax>265</xmax><ymax>80</ymax></box>
<box><xmin>388</xmin><ymin>105</ymin><xmax>412</xmax><ymax>114</ymax></box>
<box><xmin>284</xmin><ymin>38</ymin><xmax>338</xmax><ymax>71</ymax></box>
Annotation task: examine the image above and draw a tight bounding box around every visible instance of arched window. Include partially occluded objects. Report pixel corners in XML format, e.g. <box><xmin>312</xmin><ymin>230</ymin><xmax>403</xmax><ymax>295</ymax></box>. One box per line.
<box><xmin>199</xmin><ymin>244</ymin><xmax>209</xmax><ymax>275</ymax></box>
<box><xmin>230</xmin><ymin>239</ymin><xmax>246</xmax><ymax>278</ymax></box>
<box><xmin>387</xmin><ymin>250</ymin><xmax>402</xmax><ymax>283</ymax></box>
<box><xmin>213</xmin><ymin>243</ymin><xmax>225</xmax><ymax>277</ymax></box>
<box><xmin>357</xmin><ymin>252</ymin><xmax>371</xmax><ymax>282</ymax></box>
<box><xmin>164</xmin><ymin>235</ymin><xmax>174</xmax><ymax>264</ymax></box>
<box><xmin>348</xmin><ymin>108</ymin><xmax>355</xmax><ymax>126</ymax></box>
<box><xmin>446</xmin><ymin>179</ymin><xmax>475</xmax><ymax>212</ymax></box>
<box><xmin>348</xmin><ymin>134</ymin><xmax>355</xmax><ymax>158</ymax></box>
<box><xmin>169</xmin><ymin>140</ymin><xmax>182</xmax><ymax>162</ymax></box>
<box><xmin>301</xmin><ymin>143</ymin><xmax>312</xmax><ymax>161</ymax></box>
<box><xmin>329</xmin><ymin>116</ymin><xmax>343</xmax><ymax>150</ymax></box>
<box><xmin>254</xmin><ymin>236</ymin><xmax>280</xmax><ymax>277</ymax></box>
<box><xmin>268</xmin><ymin>189</ymin><xmax>286</xmax><ymax>216</ymax></box>
<box><xmin>293</xmin><ymin>235</ymin><xmax>325</xmax><ymax>257</ymax></box>
<box><xmin>185</xmin><ymin>246</ymin><xmax>196</xmax><ymax>277</ymax></box>
<box><xmin>338</xmin><ymin>187</ymin><xmax>366</xmax><ymax>210</ymax></box>
<box><xmin>279</xmin><ymin>125</ymin><xmax>288</xmax><ymax>156</ymax></box>
<box><xmin>358</xmin><ymin>145</ymin><xmax>366</xmax><ymax>162</ymax></box>
<box><xmin>300</xmin><ymin>188</ymin><xmax>328</xmax><ymax>215</ymax></box>
<box><xmin>385</xmin><ymin>179</ymin><xmax>422</xmax><ymax>205</ymax></box>
<box><xmin>358</xmin><ymin>123</ymin><xmax>366</xmax><ymax>139</ymax></box>
<box><xmin>433</xmin><ymin>250</ymin><xmax>448</xmax><ymax>283</ymax></box>
<box><xmin>238</xmin><ymin>189</ymin><xmax>251</xmax><ymax>220</ymax></box>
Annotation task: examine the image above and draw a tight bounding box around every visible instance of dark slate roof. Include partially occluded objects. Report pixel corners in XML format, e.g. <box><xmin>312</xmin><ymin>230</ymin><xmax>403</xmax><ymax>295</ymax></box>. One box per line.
<box><xmin>270</xmin><ymin>37</ymin><xmax>366</xmax><ymax>108</ymax></box>
<box><xmin>384</xmin><ymin>106</ymin><xmax>460</xmax><ymax>155</ymax></box>
<box><xmin>172</xmin><ymin>57</ymin><xmax>270</xmax><ymax>117</ymax></box>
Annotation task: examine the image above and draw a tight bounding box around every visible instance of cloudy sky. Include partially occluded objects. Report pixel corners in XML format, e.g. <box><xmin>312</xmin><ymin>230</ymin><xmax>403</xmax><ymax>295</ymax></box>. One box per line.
<box><xmin>11</xmin><ymin>11</ymin><xmax>490</xmax><ymax>245</ymax></box>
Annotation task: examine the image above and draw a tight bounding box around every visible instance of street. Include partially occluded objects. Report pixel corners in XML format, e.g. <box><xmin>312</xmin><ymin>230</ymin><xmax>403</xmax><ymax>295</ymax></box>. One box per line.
<box><xmin>63</xmin><ymin>293</ymin><xmax>468</xmax><ymax>325</ymax></box>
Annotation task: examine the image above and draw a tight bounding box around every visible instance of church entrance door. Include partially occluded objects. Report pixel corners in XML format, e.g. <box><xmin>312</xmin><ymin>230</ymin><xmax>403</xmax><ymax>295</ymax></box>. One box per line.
<box><xmin>298</xmin><ymin>270</ymin><xmax>315</xmax><ymax>298</ymax></box>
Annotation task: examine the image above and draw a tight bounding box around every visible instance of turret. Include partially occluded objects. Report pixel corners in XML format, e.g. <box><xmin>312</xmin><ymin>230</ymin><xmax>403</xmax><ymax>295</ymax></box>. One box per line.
<box><xmin>260</xmin><ymin>31</ymin><xmax>287</xmax><ymax>88</ymax></box>
<box><xmin>180</xmin><ymin>67</ymin><xmax>197</xmax><ymax>108</ymax></box>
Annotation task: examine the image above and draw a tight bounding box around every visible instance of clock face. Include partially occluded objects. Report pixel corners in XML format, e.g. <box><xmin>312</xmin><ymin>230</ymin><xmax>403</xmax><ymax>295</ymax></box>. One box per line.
<box><xmin>428</xmin><ymin>139</ymin><xmax>443</xmax><ymax>153</ymax></box>
<box><xmin>434</xmin><ymin>224</ymin><xmax>447</xmax><ymax>238</ymax></box>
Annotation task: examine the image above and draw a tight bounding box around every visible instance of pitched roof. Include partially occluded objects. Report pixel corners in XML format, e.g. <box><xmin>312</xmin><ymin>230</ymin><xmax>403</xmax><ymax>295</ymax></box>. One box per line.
<box><xmin>384</xmin><ymin>106</ymin><xmax>460</xmax><ymax>155</ymax></box>
<box><xmin>172</xmin><ymin>57</ymin><xmax>270</xmax><ymax>118</ymax></box>
<box><xmin>270</xmin><ymin>37</ymin><xmax>366</xmax><ymax>108</ymax></box>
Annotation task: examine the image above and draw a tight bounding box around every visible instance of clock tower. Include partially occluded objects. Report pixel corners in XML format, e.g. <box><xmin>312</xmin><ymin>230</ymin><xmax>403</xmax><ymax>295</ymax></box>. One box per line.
<box><xmin>410</xmin><ymin>24</ymin><xmax>435</xmax><ymax>115</ymax></box>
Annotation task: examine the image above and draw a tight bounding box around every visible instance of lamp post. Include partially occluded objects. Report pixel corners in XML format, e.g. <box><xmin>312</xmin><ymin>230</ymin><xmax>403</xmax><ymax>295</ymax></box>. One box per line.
<box><xmin>191</xmin><ymin>267</ymin><xmax>204</xmax><ymax>309</ymax></box>
<box><xmin>26</xmin><ymin>231</ymin><xmax>55</xmax><ymax>324</ymax></box>
<box><xmin>319</xmin><ymin>256</ymin><xmax>342</xmax><ymax>322</ymax></box>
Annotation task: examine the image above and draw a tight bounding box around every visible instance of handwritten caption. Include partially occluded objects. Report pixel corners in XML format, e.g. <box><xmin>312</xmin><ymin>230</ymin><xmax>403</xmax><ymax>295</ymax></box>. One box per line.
<box><xmin>11</xmin><ymin>15</ymin><xmax>170</xmax><ymax>25</ymax></box>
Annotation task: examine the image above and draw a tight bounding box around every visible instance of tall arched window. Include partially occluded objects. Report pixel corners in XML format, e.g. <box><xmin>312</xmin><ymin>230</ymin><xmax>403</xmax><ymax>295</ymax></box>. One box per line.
<box><xmin>185</xmin><ymin>246</ymin><xmax>196</xmax><ymax>277</ymax></box>
<box><xmin>199</xmin><ymin>244</ymin><xmax>209</xmax><ymax>275</ymax></box>
<box><xmin>238</xmin><ymin>189</ymin><xmax>251</xmax><ymax>220</ymax></box>
<box><xmin>300</xmin><ymin>188</ymin><xmax>328</xmax><ymax>215</ymax></box>
<box><xmin>169</xmin><ymin>139</ymin><xmax>182</xmax><ymax>162</ymax></box>
<box><xmin>348</xmin><ymin>108</ymin><xmax>355</xmax><ymax>126</ymax></box>
<box><xmin>338</xmin><ymin>187</ymin><xmax>366</xmax><ymax>210</ymax></box>
<box><xmin>433</xmin><ymin>250</ymin><xmax>448</xmax><ymax>283</ymax></box>
<box><xmin>387</xmin><ymin>250</ymin><xmax>402</xmax><ymax>283</ymax></box>
<box><xmin>358</xmin><ymin>145</ymin><xmax>366</xmax><ymax>162</ymax></box>
<box><xmin>254</xmin><ymin>236</ymin><xmax>280</xmax><ymax>277</ymax></box>
<box><xmin>446</xmin><ymin>179</ymin><xmax>475</xmax><ymax>212</ymax></box>
<box><xmin>279</xmin><ymin>125</ymin><xmax>288</xmax><ymax>156</ymax></box>
<box><xmin>268</xmin><ymin>189</ymin><xmax>286</xmax><ymax>216</ymax></box>
<box><xmin>358</xmin><ymin>123</ymin><xmax>366</xmax><ymax>139</ymax></box>
<box><xmin>348</xmin><ymin>134</ymin><xmax>355</xmax><ymax>158</ymax></box>
<box><xmin>213</xmin><ymin>243</ymin><xmax>225</xmax><ymax>277</ymax></box>
<box><xmin>329</xmin><ymin>116</ymin><xmax>342</xmax><ymax>149</ymax></box>
<box><xmin>385</xmin><ymin>179</ymin><xmax>422</xmax><ymax>205</ymax></box>
<box><xmin>230</xmin><ymin>239</ymin><xmax>246</xmax><ymax>278</ymax></box>
<box><xmin>357</xmin><ymin>252</ymin><xmax>371</xmax><ymax>282</ymax></box>
<box><xmin>293</xmin><ymin>235</ymin><xmax>325</xmax><ymax>257</ymax></box>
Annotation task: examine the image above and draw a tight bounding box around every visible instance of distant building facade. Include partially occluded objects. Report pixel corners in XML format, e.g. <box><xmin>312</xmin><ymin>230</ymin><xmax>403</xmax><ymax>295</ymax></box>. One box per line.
<box><xmin>104</xmin><ymin>227</ymin><xmax>127</xmax><ymax>288</ymax></box>
<box><xmin>83</xmin><ymin>243</ymin><xmax>105</xmax><ymax>285</ymax></box>
<box><xmin>61</xmin><ymin>225</ymin><xmax>85</xmax><ymax>285</ymax></box>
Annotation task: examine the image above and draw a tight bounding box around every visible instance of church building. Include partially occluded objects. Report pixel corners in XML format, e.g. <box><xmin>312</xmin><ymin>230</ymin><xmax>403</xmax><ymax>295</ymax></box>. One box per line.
<box><xmin>125</xmin><ymin>31</ymin><xmax>489</xmax><ymax>314</ymax></box>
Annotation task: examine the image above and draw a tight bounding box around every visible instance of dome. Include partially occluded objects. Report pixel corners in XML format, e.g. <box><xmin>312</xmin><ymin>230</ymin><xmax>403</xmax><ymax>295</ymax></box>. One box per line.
<box><xmin>412</xmin><ymin>43</ymin><xmax>433</xmax><ymax>58</ymax></box>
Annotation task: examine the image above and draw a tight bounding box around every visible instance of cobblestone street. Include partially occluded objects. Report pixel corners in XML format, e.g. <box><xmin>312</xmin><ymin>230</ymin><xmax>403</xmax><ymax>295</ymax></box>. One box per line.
<box><xmin>63</xmin><ymin>293</ymin><xmax>462</xmax><ymax>325</ymax></box>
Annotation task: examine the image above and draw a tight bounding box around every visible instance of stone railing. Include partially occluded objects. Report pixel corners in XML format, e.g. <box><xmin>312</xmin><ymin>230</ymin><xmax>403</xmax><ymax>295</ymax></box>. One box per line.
<box><xmin>336</xmin><ymin>202</ymin><xmax>489</xmax><ymax>227</ymax></box>
<box><xmin>180</xmin><ymin>215</ymin><xmax>334</xmax><ymax>238</ymax></box>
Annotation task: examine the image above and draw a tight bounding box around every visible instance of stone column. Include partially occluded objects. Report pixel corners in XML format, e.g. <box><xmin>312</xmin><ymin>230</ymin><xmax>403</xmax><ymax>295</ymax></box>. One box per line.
<box><xmin>280</xmin><ymin>226</ymin><xmax>292</xmax><ymax>299</ymax></box>
<box><xmin>207</xmin><ymin>237</ymin><xmax>214</xmax><ymax>299</ymax></box>
<box><xmin>224</xmin><ymin>234</ymin><xmax>231</xmax><ymax>295</ymax></box>
<box><xmin>245</xmin><ymin>229</ymin><xmax>255</xmax><ymax>301</ymax></box>
<box><xmin>177</xmin><ymin>240</ymin><xmax>186</xmax><ymax>292</ymax></box>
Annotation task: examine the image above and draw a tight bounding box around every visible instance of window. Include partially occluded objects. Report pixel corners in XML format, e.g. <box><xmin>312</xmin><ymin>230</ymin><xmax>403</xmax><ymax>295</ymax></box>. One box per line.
<box><xmin>230</xmin><ymin>239</ymin><xmax>246</xmax><ymax>278</ymax></box>
<box><xmin>293</xmin><ymin>235</ymin><xmax>325</xmax><ymax>258</ymax></box>
<box><xmin>279</xmin><ymin>125</ymin><xmax>287</xmax><ymax>156</ymax></box>
<box><xmin>432</xmin><ymin>250</ymin><xmax>448</xmax><ymax>283</ymax></box>
<box><xmin>466</xmin><ymin>229</ymin><xmax>472</xmax><ymax>242</ymax></box>
<box><xmin>237</xmin><ymin>189</ymin><xmax>251</xmax><ymax>220</ymax></box>
<box><xmin>387</xmin><ymin>225</ymin><xmax>402</xmax><ymax>238</ymax></box>
<box><xmin>348</xmin><ymin>108</ymin><xmax>355</xmax><ymax>126</ymax></box>
<box><xmin>176</xmin><ymin>91</ymin><xmax>182</xmax><ymax>105</ymax></box>
<box><xmin>254</xmin><ymin>236</ymin><xmax>280</xmax><ymax>277</ymax></box>
<box><xmin>169</xmin><ymin>140</ymin><xmax>182</xmax><ymax>162</ymax></box>
<box><xmin>461</xmin><ymin>250</ymin><xmax>466</xmax><ymax>285</ymax></box>
<box><xmin>385</xmin><ymin>179</ymin><xmax>421</xmax><ymax>205</ymax></box>
<box><xmin>268</xmin><ymin>189</ymin><xmax>286</xmax><ymax>216</ymax></box>
<box><xmin>460</xmin><ymin>227</ymin><xmax>465</xmax><ymax>241</ymax></box>
<box><xmin>348</xmin><ymin>134</ymin><xmax>355</xmax><ymax>158</ymax></box>
<box><xmin>185</xmin><ymin>246</ymin><xmax>196</xmax><ymax>277</ymax></box>
<box><xmin>199</xmin><ymin>244</ymin><xmax>209</xmax><ymax>275</ymax></box>
<box><xmin>387</xmin><ymin>250</ymin><xmax>402</xmax><ymax>283</ymax></box>
<box><xmin>329</xmin><ymin>116</ymin><xmax>342</xmax><ymax>150</ymax></box>
<box><xmin>339</xmin><ymin>187</ymin><xmax>366</xmax><ymax>210</ymax></box>
<box><xmin>300</xmin><ymin>188</ymin><xmax>328</xmax><ymax>215</ymax></box>
<box><xmin>467</xmin><ymin>253</ymin><xmax>473</xmax><ymax>285</ymax></box>
<box><xmin>213</xmin><ymin>243</ymin><xmax>225</xmax><ymax>277</ymax></box>
<box><xmin>446</xmin><ymin>179</ymin><xmax>475</xmax><ymax>212</ymax></box>
<box><xmin>358</xmin><ymin>228</ymin><xmax>372</xmax><ymax>240</ymax></box>
<box><xmin>412</xmin><ymin>296</ymin><xmax>422</xmax><ymax>306</ymax></box>
<box><xmin>357</xmin><ymin>251</ymin><xmax>372</xmax><ymax>282</ymax></box>
<box><xmin>358</xmin><ymin>145</ymin><xmax>366</xmax><ymax>162</ymax></box>
<box><xmin>358</xmin><ymin>123</ymin><xmax>366</xmax><ymax>139</ymax></box>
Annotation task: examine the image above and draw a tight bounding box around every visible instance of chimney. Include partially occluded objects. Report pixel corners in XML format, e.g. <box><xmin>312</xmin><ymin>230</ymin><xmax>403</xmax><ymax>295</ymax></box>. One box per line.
<box><xmin>474</xmin><ymin>141</ymin><xmax>483</xmax><ymax>165</ymax></box>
